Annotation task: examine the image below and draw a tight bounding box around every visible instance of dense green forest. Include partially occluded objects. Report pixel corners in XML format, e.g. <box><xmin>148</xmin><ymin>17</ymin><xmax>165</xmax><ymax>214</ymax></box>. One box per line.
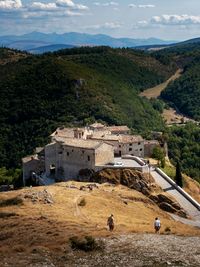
<box><xmin>0</xmin><ymin>46</ymin><xmax>174</xmax><ymax>184</ymax></box>
<box><xmin>167</xmin><ymin>123</ymin><xmax>200</xmax><ymax>182</ymax></box>
<box><xmin>154</xmin><ymin>43</ymin><xmax>200</xmax><ymax>121</ymax></box>
<box><xmin>1</xmin><ymin>44</ymin><xmax>200</xmax><ymax>185</ymax></box>
<box><xmin>161</xmin><ymin>58</ymin><xmax>200</xmax><ymax>120</ymax></box>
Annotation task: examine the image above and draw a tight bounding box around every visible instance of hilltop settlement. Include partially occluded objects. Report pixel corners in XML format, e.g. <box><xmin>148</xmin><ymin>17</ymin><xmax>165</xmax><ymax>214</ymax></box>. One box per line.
<box><xmin>22</xmin><ymin>123</ymin><xmax>161</xmax><ymax>186</ymax></box>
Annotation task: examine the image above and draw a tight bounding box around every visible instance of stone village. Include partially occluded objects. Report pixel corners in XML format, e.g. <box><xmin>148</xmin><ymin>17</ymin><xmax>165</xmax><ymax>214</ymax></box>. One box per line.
<box><xmin>22</xmin><ymin>123</ymin><xmax>161</xmax><ymax>185</ymax></box>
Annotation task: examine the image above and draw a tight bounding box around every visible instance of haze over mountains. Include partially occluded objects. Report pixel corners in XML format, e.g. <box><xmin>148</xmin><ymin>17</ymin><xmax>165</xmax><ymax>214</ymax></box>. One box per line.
<box><xmin>0</xmin><ymin>31</ymin><xmax>176</xmax><ymax>53</ymax></box>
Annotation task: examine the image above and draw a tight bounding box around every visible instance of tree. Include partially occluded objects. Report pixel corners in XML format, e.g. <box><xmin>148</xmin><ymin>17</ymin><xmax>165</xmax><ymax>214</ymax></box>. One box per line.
<box><xmin>152</xmin><ymin>146</ymin><xmax>165</xmax><ymax>166</ymax></box>
<box><xmin>175</xmin><ymin>161</ymin><xmax>183</xmax><ymax>187</ymax></box>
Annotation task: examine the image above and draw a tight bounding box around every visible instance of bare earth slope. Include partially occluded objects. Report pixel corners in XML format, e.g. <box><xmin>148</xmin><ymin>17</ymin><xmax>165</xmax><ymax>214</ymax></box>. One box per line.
<box><xmin>1</xmin><ymin>181</ymin><xmax>200</xmax><ymax>266</ymax></box>
<box><xmin>140</xmin><ymin>68</ymin><xmax>182</xmax><ymax>99</ymax></box>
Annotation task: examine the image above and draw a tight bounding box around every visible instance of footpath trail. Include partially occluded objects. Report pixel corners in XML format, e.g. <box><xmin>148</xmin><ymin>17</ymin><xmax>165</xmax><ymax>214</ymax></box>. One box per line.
<box><xmin>140</xmin><ymin>68</ymin><xmax>182</xmax><ymax>99</ymax></box>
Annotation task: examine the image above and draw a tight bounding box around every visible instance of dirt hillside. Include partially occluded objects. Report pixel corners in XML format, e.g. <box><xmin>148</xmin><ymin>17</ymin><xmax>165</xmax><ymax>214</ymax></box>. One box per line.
<box><xmin>1</xmin><ymin>178</ymin><xmax>200</xmax><ymax>266</ymax></box>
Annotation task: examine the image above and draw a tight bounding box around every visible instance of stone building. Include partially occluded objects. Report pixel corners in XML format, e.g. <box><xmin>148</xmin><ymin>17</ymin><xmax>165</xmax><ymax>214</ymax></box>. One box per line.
<box><xmin>22</xmin><ymin>148</ymin><xmax>45</xmax><ymax>185</ymax></box>
<box><xmin>45</xmin><ymin>138</ymin><xmax>114</xmax><ymax>180</ymax></box>
<box><xmin>144</xmin><ymin>140</ymin><xmax>160</xmax><ymax>158</ymax></box>
<box><xmin>90</xmin><ymin>133</ymin><xmax>144</xmax><ymax>157</ymax></box>
<box><xmin>22</xmin><ymin>123</ymin><xmax>160</xmax><ymax>184</ymax></box>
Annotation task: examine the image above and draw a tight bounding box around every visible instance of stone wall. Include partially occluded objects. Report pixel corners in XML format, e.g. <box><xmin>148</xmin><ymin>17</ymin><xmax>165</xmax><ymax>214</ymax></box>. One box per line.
<box><xmin>45</xmin><ymin>143</ymin><xmax>57</xmax><ymax>176</ymax></box>
<box><xmin>95</xmin><ymin>143</ymin><xmax>114</xmax><ymax>166</ymax></box>
<box><xmin>117</xmin><ymin>141</ymin><xmax>144</xmax><ymax>157</ymax></box>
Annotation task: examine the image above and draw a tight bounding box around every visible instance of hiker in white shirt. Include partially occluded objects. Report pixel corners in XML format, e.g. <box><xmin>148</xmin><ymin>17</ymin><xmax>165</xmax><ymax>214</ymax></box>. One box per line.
<box><xmin>154</xmin><ymin>217</ymin><xmax>161</xmax><ymax>233</ymax></box>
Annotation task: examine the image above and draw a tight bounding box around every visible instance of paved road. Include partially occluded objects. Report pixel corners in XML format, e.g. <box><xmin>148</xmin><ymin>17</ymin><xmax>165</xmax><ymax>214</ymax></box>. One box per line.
<box><xmin>151</xmin><ymin>170</ymin><xmax>200</xmax><ymax>226</ymax></box>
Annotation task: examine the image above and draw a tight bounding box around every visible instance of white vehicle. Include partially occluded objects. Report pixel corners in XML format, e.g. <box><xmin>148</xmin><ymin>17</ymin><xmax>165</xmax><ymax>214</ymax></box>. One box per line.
<box><xmin>114</xmin><ymin>161</ymin><xmax>124</xmax><ymax>166</ymax></box>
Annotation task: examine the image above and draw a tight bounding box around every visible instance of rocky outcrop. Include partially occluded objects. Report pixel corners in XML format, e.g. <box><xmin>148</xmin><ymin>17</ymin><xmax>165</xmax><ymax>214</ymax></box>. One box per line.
<box><xmin>150</xmin><ymin>194</ymin><xmax>187</xmax><ymax>218</ymax></box>
<box><xmin>90</xmin><ymin>168</ymin><xmax>161</xmax><ymax>196</ymax></box>
<box><xmin>90</xmin><ymin>168</ymin><xmax>188</xmax><ymax>218</ymax></box>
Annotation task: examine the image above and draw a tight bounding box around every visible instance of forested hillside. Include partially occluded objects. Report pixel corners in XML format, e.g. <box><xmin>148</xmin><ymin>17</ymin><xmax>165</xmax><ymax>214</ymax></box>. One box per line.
<box><xmin>161</xmin><ymin>58</ymin><xmax>200</xmax><ymax>120</ymax></box>
<box><xmin>167</xmin><ymin>123</ymin><xmax>200</xmax><ymax>182</ymax></box>
<box><xmin>152</xmin><ymin>43</ymin><xmax>200</xmax><ymax>182</ymax></box>
<box><xmin>0</xmin><ymin>47</ymin><xmax>174</xmax><ymax>174</ymax></box>
<box><xmin>154</xmin><ymin>43</ymin><xmax>200</xmax><ymax>120</ymax></box>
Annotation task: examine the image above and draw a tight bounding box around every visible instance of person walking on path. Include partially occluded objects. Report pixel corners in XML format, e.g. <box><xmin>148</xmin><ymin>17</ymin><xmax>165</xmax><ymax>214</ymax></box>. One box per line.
<box><xmin>154</xmin><ymin>217</ymin><xmax>161</xmax><ymax>233</ymax></box>
<box><xmin>107</xmin><ymin>214</ymin><xmax>114</xmax><ymax>231</ymax></box>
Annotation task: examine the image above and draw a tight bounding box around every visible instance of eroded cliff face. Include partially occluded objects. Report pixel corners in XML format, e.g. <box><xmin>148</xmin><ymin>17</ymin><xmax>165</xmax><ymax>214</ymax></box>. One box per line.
<box><xmin>90</xmin><ymin>168</ymin><xmax>187</xmax><ymax>218</ymax></box>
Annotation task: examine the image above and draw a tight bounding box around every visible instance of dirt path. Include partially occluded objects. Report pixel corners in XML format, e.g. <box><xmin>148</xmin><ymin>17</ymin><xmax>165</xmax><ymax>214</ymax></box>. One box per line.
<box><xmin>140</xmin><ymin>68</ymin><xmax>182</xmax><ymax>99</ymax></box>
<box><xmin>139</xmin><ymin>69</ymin><xmax>198</xmax><ymax>125</ymax></box>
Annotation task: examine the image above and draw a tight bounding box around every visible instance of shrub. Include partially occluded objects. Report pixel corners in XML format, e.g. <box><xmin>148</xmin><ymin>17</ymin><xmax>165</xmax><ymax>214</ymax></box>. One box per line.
<box><xmin>0</xmin><ymin>212</ymin><xmax>17</xmax><ymax>218</ymax></box>
<box><xmin>164</xmin><ymin>226</ymin><xmax>171</xmax><ymax>234</ymax></box>
<box><xmin>69</xmin><ymin>236</ymin><xmax>104</xmax><ymax>252</ymax></box>
<box><xmin>0</xmin><ymin>197</ymin><xmax>23</xmax><ymax>207</ymax></box>
<box><xmin>78</xmin><ymin>198</ymin><xmax>86</xmax><ymax>207</ymax></box>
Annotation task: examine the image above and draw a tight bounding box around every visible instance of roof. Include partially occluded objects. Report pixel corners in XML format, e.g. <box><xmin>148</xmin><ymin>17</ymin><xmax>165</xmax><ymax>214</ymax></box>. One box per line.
<box><xmin>22</xmin><ymin>155</ymin><xmax>39</xmax><ymax>163</ymax></box>
<box><xmin>90</xmin><ymin>130</ymin><xmax>112</xmax><ymax>139</ymax></box>
<box><xmin>90</xmin><ymin>122</ymin><xmax>105</xmax><ymax>128</ymax></box>
<box><xmin>144</xmin><ymin>140</ymin><xmax>160</xmax><ymax>145</ymax></box>
<box><xmin>35</xmin><ymin>147</ymin><xmax>44</xmax><ymax>154</ymax></box>
<box><xmin>50</xmin><ymin>128</ymin><xmax>75</xmax><ymax>138</ymax></box>
<box><xmin>119</xmin><ymin>135</ymin><xmax>144</xmax><ymax>143</ymax></box>
<box><xmin>106</xmin><ymin>125</ymin><xmax>130</xmax><ymax>132</ymax></box>
<box><xmin>91</xmin><ymin>133</ymin><xmax>143</xmax><ymax>143</ymax></box>
<box><xmin>56</xmin><ymin>138</ymin><xmax>112</xmax><ymax>150</ymax></box>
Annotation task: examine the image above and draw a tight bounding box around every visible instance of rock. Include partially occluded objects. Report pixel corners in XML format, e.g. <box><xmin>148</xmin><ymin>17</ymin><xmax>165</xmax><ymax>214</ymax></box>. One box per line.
<box><xmin>159</xmin><ymin>202</ymin><xmax>177</xmax><ymax>213</ymax></box>
<box><xmin>150</xmin><ymin>193</ymin><xmax>187</xmax><ymax>217</ymax></box>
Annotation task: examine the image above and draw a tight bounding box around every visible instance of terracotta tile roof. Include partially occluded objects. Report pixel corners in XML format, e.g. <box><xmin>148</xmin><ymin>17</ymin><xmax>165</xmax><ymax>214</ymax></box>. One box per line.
<box><xmin>22</xmin><ymin>155</ymin><xmax>39</xmax><ymax>163</ymax></box>
<box><xmin>56</xmin><ymin>137</ymin><xmax>111</xmax><ymax>150</ymax></box>
<box><xmin>50</xmin><ymin>128</ymin><xmax>75</xmax><ymax>138</ymax></box>
<box><xmin>119</xmin><ymin>135</ymin><xmax>144</xmax><ymax>143</ymax></box>
<box><xmin>144</xmin><ymin>140</ymin><xmax>159</xmax><ymax>145</ymax></box>
<box><xmin>106</xmin><ymin>125</ymin><xmax>130</xmax><ymax>132</ymax></box>
<box><xmin>90</xmin><ymin>123</ymin><xmax>105</xmax><ymax>128</ymax></box>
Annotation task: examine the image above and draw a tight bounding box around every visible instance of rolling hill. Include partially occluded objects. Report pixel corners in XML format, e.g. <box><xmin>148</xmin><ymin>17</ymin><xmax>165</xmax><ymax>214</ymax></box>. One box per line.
<box><xmin>0</xmin><ymin>46</ymin><xmax>175</xmax><ymax>171</ymax></box>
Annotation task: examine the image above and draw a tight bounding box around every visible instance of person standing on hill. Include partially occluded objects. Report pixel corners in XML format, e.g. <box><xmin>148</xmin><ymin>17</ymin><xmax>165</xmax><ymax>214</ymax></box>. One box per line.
<box><xmin>154</xmin><ymin>217</ymin><xmax>161</xmax><ymax>233</ymax></box>
<box><xmin>107</xmin><ymin>214</ymin><xmax>114</xmax><ymax>231</ymax></box>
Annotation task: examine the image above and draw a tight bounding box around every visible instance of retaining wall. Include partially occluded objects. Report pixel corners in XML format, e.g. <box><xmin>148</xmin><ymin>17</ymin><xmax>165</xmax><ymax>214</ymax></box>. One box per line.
<box><xmin>156</xmin><ymin>167</ymin><xmax>200</xmax><ymax>211</ymax></box>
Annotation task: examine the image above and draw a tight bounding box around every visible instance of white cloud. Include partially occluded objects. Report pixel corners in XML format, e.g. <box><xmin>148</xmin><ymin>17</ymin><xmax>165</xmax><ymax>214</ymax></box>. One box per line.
<box><xmin>128</xmin><ymin>4</ymin><xmax>136</xmax><ymax>8</ymax></box>
<box><xmin>129</xmin><ymin>4</ymin><xmax>155</xmax><ymax>8</ymax></box>
<box><xmin>138</xmin><ymin>5</ymin><xmax>155</xmax><ymax>8</ymax></box>
<box><xmin>56</xmin><ymin>0</ymin><xmax>74</xmax><ymax>7</ymax></box>
<box><xmin>56</xmin><ymin>0</ymin><xmax>88</xmax><ymax>10</ymax></box>
<box><xmin>0</xmin><ymin>0</ymin><xmax>22</xmax><ymax>10</ymax></box>
<box><xmin>87</xmin><ymin>22</ymin><xmax>121</xmax><ymax>29</ymax></box>
<box><xmin>23</xmin><ymin>9</ymin><xmax>82</xmax><ymax>18</ymax></box>
<box><xmin>30</xmin><ymin>2</ymin><xmax>58</xmax><ymax>11</ymax></box>
<box><xmin>151</xmin><ymin>14</ymin><xmax>200</xmax><ymax>25</ymax></box>
<box><xmin>94</xmin><ymin>2</ymin><xmax>118</xmax><ymax>7</ymax></box>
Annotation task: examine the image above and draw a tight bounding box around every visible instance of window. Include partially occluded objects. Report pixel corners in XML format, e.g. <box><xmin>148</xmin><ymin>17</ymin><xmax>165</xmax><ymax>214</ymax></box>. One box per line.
<box><xmin>129</xmin><ymin>143</ymin><xmax>132</xmax><ymax>146</ymax></box>
<box><xmin>82</xmin><ymin>150</ymin><xmax>85</xmax><ymax>154</ymax></box>
<box><xmin>138</xmin><ymin>142</ymin><xmax>141</xmax><ymax>145</ymax></box>
<box><xmin>67</xmin><ymin>152</ymin><xmax>69</xmax><ymax>156</ymax></box>
<box><xmin>140</xmin><ymin>148</ymin><xmax>143</xmax><ymax>151</ymax></box>
<box><xmin>129</xmin><ymin>148</ymin><xmax>132</xmax><ymax>151</ymax></box>
<box><xmin>88</xmin><ymin>156</ymin><xmax>90</xmax><ymax>161</ymax></box>
<box><xmin>119</xmin><ymin>145</ymin><xmax>121</xmax><ymax>148</ymax></box>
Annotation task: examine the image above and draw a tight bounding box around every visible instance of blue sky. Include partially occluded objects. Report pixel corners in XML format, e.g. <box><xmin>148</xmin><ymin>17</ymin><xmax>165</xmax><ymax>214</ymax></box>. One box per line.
<box><xmin>0</xmin><ymin>0</ymin><xmax>200</xmax><ymax>40</ymax></box>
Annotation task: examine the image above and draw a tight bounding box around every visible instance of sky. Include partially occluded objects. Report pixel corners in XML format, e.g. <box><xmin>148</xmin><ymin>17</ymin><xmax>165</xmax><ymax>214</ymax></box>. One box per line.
<box><xmin>0</xmin><ymin>0</ymin><xmax>200</xmax><ymax>40</ymax></box>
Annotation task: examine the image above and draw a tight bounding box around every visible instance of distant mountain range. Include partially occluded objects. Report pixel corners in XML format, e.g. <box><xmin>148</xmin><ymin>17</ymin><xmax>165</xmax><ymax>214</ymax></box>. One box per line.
<box><xmin>0</xmin><ymin>31</ymin><xmax>176</xmax><ymax>53</ymax></box>
<box><xmin>135</xmin><ymin>37</ymin><xmax>200</xmax><ymax>51</ymax></box>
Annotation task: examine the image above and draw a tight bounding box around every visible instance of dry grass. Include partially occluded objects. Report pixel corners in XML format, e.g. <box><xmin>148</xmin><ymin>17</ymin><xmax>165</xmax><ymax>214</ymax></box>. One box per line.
<box><xmin>183</xmin><ymin>175</ymin><xmax>200</xmax><ymax>203</ymax></box>
<box><xmin>0</xmin><ymin>182</ymin><xmax>199</xmax><ymax>257</ymax></box>
<box><xmin>140</xmin><ymin>69</ymin><xmax>182</xmax><ymax>99</ymax></box>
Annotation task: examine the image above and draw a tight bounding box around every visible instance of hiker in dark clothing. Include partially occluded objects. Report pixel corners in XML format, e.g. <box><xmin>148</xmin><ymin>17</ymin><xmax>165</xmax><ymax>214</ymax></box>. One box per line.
<box><xmin>107</xmin><ymin>214</ymin><xmax>114</xmax><ymax>231</ymax></box>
